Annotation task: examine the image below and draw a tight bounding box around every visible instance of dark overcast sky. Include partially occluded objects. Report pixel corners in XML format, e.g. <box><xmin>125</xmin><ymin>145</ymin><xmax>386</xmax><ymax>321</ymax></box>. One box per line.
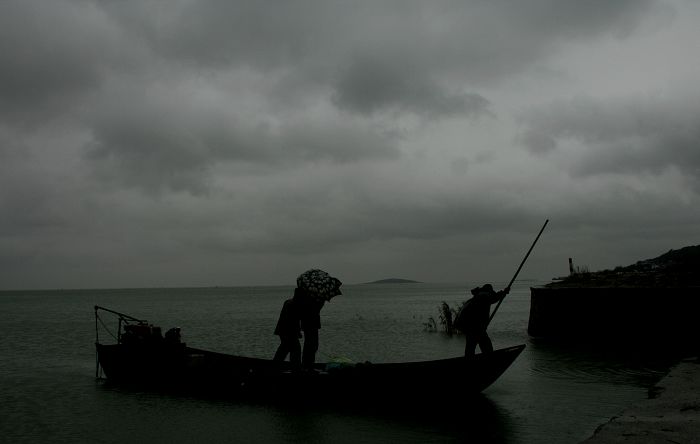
<box><xmin>1</xmin><ymin>0</ymin><xmax>698</xmax><ymax>290</ymax></box>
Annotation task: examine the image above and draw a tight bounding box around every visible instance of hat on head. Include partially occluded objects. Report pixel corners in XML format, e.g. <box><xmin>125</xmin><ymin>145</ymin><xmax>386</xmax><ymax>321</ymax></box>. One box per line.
<box><xmin>471</xmin><ymin>284</ymin><xmax>494</xmax><ymax>296</ymax></box>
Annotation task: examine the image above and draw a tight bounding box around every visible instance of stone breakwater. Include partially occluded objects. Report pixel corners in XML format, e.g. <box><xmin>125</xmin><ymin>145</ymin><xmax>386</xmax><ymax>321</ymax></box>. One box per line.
<box><xmin>580</xmin><ymin>357</ymin><xmax>700</xmax><ymax>443</ymax></box>
<box><xmin>528</xmin><ymin>286</ymin><xmax>700</xmax><ymax>351</ymax></box>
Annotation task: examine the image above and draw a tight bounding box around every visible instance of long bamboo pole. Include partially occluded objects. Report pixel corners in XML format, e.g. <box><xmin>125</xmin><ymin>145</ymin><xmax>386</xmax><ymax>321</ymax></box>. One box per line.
<box><xmin>487</xmin><ymin>219</ymin><xmax>549</xmax><ymax>325</ymax></box>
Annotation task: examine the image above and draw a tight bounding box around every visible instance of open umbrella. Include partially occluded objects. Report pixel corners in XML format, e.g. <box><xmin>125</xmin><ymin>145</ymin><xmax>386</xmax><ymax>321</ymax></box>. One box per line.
<box><xmin>296</xmin><ymin>269</ymin><xmax>342</xmax><ymax>302</ymax></box>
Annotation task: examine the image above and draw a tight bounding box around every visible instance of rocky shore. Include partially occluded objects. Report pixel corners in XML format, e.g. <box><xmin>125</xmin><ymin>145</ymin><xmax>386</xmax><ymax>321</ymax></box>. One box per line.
<box><xmin>580</xmin><ymin>357</ymin><xmax>700</xmax><ymax>443</ymax></box>
<box><xmin>548</xmin><ymin>245</ymin><xmax>700</xmax><ymax>289</ymax></box>
<box><xmin>528</xmin><ymin>245</ymin><xmax>700</xmax><ymax>346</ymax></box>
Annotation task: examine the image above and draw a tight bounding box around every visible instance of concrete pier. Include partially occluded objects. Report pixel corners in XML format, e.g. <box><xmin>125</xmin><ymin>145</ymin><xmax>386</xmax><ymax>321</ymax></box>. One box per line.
<box><xmin>580</xmin><ymin>357</ymin><xmax>700</xmax><ymax>443</ymax></box>
<box><xmin>528</xmin><ymin>286</ymin><xmax>700</xmax><ymax>349</ymax></box>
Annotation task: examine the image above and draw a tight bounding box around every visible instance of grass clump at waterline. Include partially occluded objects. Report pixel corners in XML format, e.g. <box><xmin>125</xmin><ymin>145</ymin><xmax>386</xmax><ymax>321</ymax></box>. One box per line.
<box><xmin>423</xmin><ymin>301</ymin><xmax>465</xmax><ymax>336</ymax></box>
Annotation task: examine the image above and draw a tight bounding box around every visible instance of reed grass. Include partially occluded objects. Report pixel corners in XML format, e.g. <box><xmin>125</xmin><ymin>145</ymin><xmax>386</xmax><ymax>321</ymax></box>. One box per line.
<box><xmin>423</xmin><ymin>301</ymin><xmax>465</xmax><ymax>335</ymax></box>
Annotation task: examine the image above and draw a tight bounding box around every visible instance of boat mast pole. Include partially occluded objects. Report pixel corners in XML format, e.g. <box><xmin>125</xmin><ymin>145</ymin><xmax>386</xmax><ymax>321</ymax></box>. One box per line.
<box><xmin>487</xmin><ymin>219</ymin><xmax>549</xmax><ymax>326</ymax></box>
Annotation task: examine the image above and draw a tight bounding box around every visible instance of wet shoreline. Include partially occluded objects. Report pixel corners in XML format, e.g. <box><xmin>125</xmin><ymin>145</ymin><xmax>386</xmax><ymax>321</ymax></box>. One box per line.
<box><xmin>580</xmin><ymin>356</ymin><xmax>700</xmax><ymax>443</ymax></box>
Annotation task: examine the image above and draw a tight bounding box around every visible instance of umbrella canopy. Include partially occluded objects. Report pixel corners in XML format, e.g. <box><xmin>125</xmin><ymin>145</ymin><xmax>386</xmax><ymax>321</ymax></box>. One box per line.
<box><xmin>296</xmin><ymin>269</ymin><xmax>342</xmax><ymax>302</ymax></box>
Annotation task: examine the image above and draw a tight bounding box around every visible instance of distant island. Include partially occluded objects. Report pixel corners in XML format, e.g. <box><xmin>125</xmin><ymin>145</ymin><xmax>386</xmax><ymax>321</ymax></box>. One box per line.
<box><xmin>547</xmin><ymin>244</ymin><xmax>700</xmax><ymax>288</ymax></box>
<box><xmin>364</xmin><ymin>278</ymin><xmax>422</xmax><ymax>284</ymax></box>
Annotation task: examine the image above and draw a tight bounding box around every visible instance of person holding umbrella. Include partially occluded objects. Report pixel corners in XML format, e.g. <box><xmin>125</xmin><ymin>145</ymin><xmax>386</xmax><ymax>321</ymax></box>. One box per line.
<box><xmin>294</xmin><ymin>269</ymin><xmax>342</xmax><ymax>371</ymax></box>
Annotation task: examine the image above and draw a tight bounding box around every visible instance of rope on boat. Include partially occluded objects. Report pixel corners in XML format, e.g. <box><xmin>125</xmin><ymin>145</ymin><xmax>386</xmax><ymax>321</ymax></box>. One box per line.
<box><xmin>95</xmin><ymin>311</ymin><xmax>118</xmax><ymax>342</ymax></box>
<box><xmin>94</xmin><ymin>305</ymin><xmax>147</xmax><ymax>343</ymax></box>
<box><xmin>94</xmin><ymin>305</ymin><xmax>147</xmax><ymax>379</ymax></box>
<box><xmin>94</xmin><ymin>307</ymin><xmax>116</xmax><ymax>379</ymax></box>
<box><xmin>95</xmin><ymin>306</ymin><xmax>101</xmax><ymax>379</ymax></box>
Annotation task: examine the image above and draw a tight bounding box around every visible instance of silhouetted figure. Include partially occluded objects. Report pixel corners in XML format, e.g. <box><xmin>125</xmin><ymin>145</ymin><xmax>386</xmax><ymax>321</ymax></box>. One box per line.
<box><xmin>299</xmin><ymin>294</ymin><xmax>325</xmax><ymax>371</ymax></box>
<box><xmin>292</xmin><ymin>269</ymin><xmax>342</xmax><ymax>371</ymax></box>
<box><xmin>456</xmin><ymin>284</ymin><xmax>509</xmax><ymax>356</ymax></box>
<box><xmin>273</xmin><ymin>290</ymin><xmax>302</xmax><ymax>370</ymax></box>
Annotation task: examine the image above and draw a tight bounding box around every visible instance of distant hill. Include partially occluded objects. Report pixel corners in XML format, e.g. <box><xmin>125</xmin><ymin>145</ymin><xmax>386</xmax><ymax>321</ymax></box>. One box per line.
<box><xmin>365</xmin><ymin>278</ymin><xmax>422</xmax><ymax>284</ymax></box>
<box><xmin>548</xmin><ymin>245</ymin><xmax>700</xmax><ymax>288</ymax></box>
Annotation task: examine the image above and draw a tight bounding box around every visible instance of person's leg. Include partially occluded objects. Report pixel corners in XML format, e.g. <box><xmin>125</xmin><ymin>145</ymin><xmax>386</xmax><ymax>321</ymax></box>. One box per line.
<box><xmin>273</xmin><ymin>339</ymin><xmax>289</xmax><ymax>362</ymax></box>
<box><xmin>289</xmin><ymin>337</ymin><xmax>301</xmax><ymax>370</ymax></box>
<box><xmin>464</xmin><ymin>334</ymin><xmax>478</xmax><ymax>356</ymax></box>
<box><xmin>478</xmin><ymin>333</ymin><xmax>493</xmax><ymax>353</ymax></box>
<box><xmin>302</xmin><ymin>329</ymin><xmax>319</xmax><ymax>369</ymax></box>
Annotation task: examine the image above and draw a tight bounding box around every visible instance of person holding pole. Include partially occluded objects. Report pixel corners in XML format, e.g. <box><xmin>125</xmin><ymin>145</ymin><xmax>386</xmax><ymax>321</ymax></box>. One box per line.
<box><xmin>456</xmin><ymin>219</ymin><xmax>549</xmax><ymax>357</ymax></box>
<box><xmin>456</xmin><ymin>284</ymin><xmax>509</xmax><ymax>356</ymax></box>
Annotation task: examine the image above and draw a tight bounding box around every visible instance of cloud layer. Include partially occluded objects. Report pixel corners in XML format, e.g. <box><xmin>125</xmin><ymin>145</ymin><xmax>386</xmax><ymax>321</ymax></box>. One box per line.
<box><xmin>1</xmin><ymin>0</ymin><xmax>698</xmax><ymax>289</ymax></box>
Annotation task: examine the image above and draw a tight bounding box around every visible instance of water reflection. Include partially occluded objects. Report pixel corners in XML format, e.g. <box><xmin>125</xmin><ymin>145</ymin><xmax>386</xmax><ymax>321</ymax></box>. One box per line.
<box><xmin>294</xmin><ymin>394</ymin><xmax>514</xmax><ymax>443</ymax></box>
<box><xmin>528</xmin><ymin>337</ymin><xmax>674</xmax><ymax>387</ymax></box>
<box><xmin>98</xmin><ymin>380</ymin><xmax>515</xmax><ymax>443</ymax></box>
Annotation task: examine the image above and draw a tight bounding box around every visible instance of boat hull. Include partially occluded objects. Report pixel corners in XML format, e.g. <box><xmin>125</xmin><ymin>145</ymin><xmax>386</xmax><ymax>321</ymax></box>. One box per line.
<box><xmin>96</xmin><ymin>343</ymin><xmax>525</xmax><ymax>402</ymax></box>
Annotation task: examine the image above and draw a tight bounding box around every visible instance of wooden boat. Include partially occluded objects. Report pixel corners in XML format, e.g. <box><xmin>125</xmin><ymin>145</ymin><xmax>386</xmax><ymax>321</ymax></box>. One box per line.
<box><xmin>94</xmin><ymin>306</ymin><xmax>525</xmax><ymax>402</ymax></box>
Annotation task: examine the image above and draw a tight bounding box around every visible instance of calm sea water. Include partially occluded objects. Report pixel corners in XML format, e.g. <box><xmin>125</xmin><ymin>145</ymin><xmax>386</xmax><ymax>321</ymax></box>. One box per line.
<box><xmin>0</xmin><ymin>282</ymin><xmax>673</xmax><ymax>443</ymax></box>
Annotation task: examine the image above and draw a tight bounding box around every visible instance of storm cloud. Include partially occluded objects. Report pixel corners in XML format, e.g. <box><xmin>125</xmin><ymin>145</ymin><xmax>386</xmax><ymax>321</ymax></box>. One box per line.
<box><xmin>518</xmin><ymin>93</ymin><xmax>700</xmax><ymax>181</ymax></box>
<box><xmin>1</xmin><ymin>0</ymin><xmax>698</xmax><ymax>289</ymax></box>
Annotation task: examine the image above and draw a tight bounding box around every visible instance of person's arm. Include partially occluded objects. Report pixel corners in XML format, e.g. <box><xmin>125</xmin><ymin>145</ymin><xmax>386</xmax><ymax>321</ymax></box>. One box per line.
<box><xmin>491</xmin><ymin>287</ymin><xmax>509</xmax><ymax>304</ymax></box>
